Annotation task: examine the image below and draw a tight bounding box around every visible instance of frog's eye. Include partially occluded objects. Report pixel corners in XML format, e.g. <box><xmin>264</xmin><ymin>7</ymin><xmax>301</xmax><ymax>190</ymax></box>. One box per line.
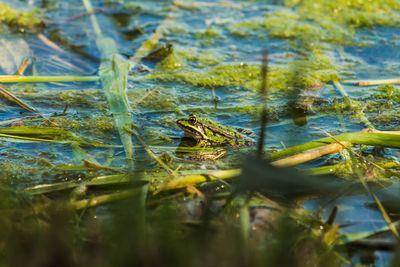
<box><xmin>189</xmin><ymin>116</ymin><xmax>197</xmax><ymax>125</ymax></box>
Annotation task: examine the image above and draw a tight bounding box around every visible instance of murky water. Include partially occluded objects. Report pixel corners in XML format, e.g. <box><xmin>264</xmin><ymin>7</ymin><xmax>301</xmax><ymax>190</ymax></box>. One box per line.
<box><xmin>1</xmin><ymin>0</ymin><xmax>400</xmax><ymax>264</ymax></box>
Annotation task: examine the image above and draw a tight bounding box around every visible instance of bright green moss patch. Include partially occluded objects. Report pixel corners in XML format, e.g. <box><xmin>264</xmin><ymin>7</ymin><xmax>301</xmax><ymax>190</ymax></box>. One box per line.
<box><xmin>149</xmin><ymin>52</ymin><xmax>340</xmax><ymax>95</ymax></box>
<box><xmin>374</xmin><ymin>84</ymin><xmax>400</xmax><ymax>101</ymax></box>
<box><xmin>148</xmin><ymin>63</ymin><xmax>260</xmax><ymax>88</ymax></box>
<box><xmin>155</xmin><ymin>51</ymin><xmax>186</xmax><ymax>71</ymax></box>
<box><xmin>0</xmin><ymin>3</ymin><xmax>42</xmax><ymax>31</ymax></box>
<box><xmin>52</xmin><ymin>115</ymin><xmax>115</xmax><ymax>133</ymax></box>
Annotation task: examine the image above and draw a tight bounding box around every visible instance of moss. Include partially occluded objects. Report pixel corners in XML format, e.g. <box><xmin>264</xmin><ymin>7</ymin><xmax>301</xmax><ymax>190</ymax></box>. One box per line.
<box><xmin>49</xmin><ymin>117</ymin><xmax>83</xmax><ymax>130</ymax></box>
<box><xmin>230</xmin><ymin>0</ymin><xmax>400</xmax><ymax>49</ymax></box>
<box><xmin>149</xmin><ymin>51</ymin><xmax>339</xmax><ymax>97</ymax></box>
<box><xmin>149</xmin><ymin>63</ymin><xmax>261</xmax><ymax>88</ymax></box>
<box><xmin>0</xmin><ymin>155</ymin><xmax>57</xmax><ymax>187</ymax></box>
<box><xmin>289</xmin><ymin>0</ymin><xmax>400</xmax><ymax>29</ymax></box>
<box><xmin>375</xmin><ymin>84</ymin><xmax>400</xmax><ymax>101</ymax></box>
<box><xmin>92</xmin><ymin>116</ymin><xmax>116</xmax><ymax>132</ymax></box>
<box><xmin>0</xmin><ymin>3</ymin><xmax>42</xmax><ymax>31</ymax></box>
<box><xmin>196</xmin><ymin>26</ymin><xmax>223</xmax><ymax>39</ymax></box>
<box><xmin>229</xmin><ymin>11</ymin><xmax>328</xmax><ymax>46</ymax></box>
<box><xmin>262</xmin><ymin>10</ymin><xmax>326</xmax><ymax>40</ymax></box>
<box><xmin>0</xmin><ymin>161</ymin><xmax>25</xmax><ymax>184</ymax></box>
<box><xmin>368</xmin><ymin>110</ymin><xmax>400</xmax><ymax>125</ymax></box>
<box><xmin>311</xmin><ymin>83</ymin><xmax>400</xmax><ymax>127</ymax></box>
<box><xmin>175</xmin><ymin>47</ymin><xmax>198</xmax><ymax>62</ymax></box>
<box><xmin>174</xmin><ymin>47</ymin><xmax>227</xmax><ymax>67</ymax></box>
<box><xmin>51</xmin><ymin>115</ymin><xmax>115</xmax><ymax>135</ymax></box>
<box><xmin>155</xmin><ymin>51</ymin><xmax>186</xmax><ymax>71</ymax></box>
<box><xmin>141</xmin><ymin>126</ymin><xmax>175</xmax><ymax>145</ymax></box>
<box><xmin>20</xmin><ymin>89</ymin><xmax>108</xmax><ymax>109</ymax></box>
<box><xmin>197</xmin><ymin>51</ymin><xmax>226</xmax><ymax>65</ymax></box>
<box><xmin>136</xmin><ymin>94</ymin><xmax>177</xmax><ymax>109</ymax></box>
<box><xmin>315</xmin><ymin>97</ymin><xmax>364</xmax><ymax>114</ymax></box>
<box><xmin>166</xmin><ymin>25</ymin><xmax>187</xmax><ymax>34</ymax></box>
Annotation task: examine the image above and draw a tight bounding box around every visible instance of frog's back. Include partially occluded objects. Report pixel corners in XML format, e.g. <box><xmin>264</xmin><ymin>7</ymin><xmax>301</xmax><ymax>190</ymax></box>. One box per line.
<box><xmin>235</xmin><ymin>127</ymin><xmax>257</xmax><ymax>137</ymax></box>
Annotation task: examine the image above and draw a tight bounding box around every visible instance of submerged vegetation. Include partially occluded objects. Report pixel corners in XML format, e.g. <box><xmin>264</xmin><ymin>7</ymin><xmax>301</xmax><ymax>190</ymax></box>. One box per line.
<box><xmin>0</xmin><ymin>3</ymin><xmax>42</xmax><ymax>32</ymax></box>
<box><xmin>1</xmin><ymin>0</ymin><xmax>400</xmax><ymax>265</ymax></box>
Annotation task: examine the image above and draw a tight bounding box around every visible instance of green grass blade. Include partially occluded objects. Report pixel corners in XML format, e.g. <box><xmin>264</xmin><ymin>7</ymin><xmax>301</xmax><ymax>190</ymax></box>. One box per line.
<box><xmin>98</xmin><ymin>54</ymin><xmax>133</xmax><ymax>162</ymax></box>
<box><xmin>0</xmin><ymin>126</ymin><xmax>119</xmax><ymax>147</ymax></box>
<box><xmin>339</xmin><ymin>221</ymin><xmax>400</xmax><ymax>244</ymax></box>
<box><xmin>0</xmin><ymin>75</ymin><xmax>99</xmax><ymax>83</ymax></box>
<box><xmin>21</xmin><ymin>174</ymin><xmax>137</xmax><ymax>195</ymax></box>
<box><xmin>82</xmin><ymin>0</ymin><xmax>134</xmax><ymax>164</ymax></box>
<box><xmin>267</xmin><ymin>132</ymin><xmax>400</xmax><ymax>160</ymax></box>
<box><xmin>150</xmin><ymin>169</ymin><xmax>242</xmax><ymax>193</ymax></box>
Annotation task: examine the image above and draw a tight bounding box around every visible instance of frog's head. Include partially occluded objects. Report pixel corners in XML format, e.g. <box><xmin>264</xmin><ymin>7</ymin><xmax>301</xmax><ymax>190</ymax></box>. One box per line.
<box><xmin>176</xmin><ymin>114</ymin><xmax>208</xmax><ymax>140</ymax></box>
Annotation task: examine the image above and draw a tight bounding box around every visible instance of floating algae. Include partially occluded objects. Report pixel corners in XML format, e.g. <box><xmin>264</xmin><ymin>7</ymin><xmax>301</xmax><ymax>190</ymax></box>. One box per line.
<box><xmin>0</xmin><ymin>3</ymin><xmax>42</xmax><ymax>32</ymax></box>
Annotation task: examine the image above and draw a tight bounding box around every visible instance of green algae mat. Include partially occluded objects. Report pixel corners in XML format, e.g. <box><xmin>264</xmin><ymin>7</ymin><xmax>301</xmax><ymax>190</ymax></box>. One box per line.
<box><xmin>1</xmin><ymin>0</ymin><xmax>400</xmax><ymax>265</ymax></box>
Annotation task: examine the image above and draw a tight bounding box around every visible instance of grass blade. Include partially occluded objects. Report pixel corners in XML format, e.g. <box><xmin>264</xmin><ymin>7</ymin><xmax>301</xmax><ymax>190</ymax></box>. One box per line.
<box><xmin>82</xmin><ymin>0</ymin><xmax>134</xmax><ymax>164</ymax></box>
<box><xmin>0</xmin><ymin>75</ymin><xmax>99</xmax><ymax>83</ymax></box>
<box><xmin>0</xmin><ymin>86</ymin><xmax>36</xmax><ymax>112</ymax></box>
<box><xmin>267</xmin><ymin>131</ymin><xmax>400</xmax><ymax>160</ymax></box>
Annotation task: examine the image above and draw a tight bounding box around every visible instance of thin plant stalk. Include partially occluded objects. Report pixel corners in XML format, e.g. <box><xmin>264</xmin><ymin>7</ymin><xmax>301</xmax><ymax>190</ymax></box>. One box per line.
<box><xmin>0</xmin><ymin>75</ymin><xmax>99</xmax><ymax>83</ymax></box>
<box><xmin>342</xmin><ymin>79</ymin><xmax>400</xmax><ymax>86</ymax></box>
<box><xmin>150</xmin><ymin>169</ymin><xmax>242</xmax><ymax>193</ymax></box>
<box><xmin>125</xmin><ymin>127</ymin><xmax>173</xmax><ymax>174</ymax></box>
<box><xmin>267</xmin><ymin>131</ymin><xmax>400</xmax><ymax>160</ymax></box>
<box><xmin>257</xmin><ymin>50</ymin><xmax>268</xmax><ymax>158</ymax></box>
<box><xmin>37</xmin><ymin>33</ymin><xmax>64</xmax><ymax>53</ymax></box>
<box><xmin>70</xmin><ymin>188</ymin><xmax>141</xmax><ymax>210</ymax></box>
<box><xmin>332</xmin><ymin>80</ymin><xmax>374</xmax><ymax>129</ymax></box>
<box><xmin>15</xmin><ymin>58</ymin><xmax>30</xmax><ymax>75</ymax></box>
<box><xmin>271</xmin><ymin>141</ymin><xmax>351</xmax><ymax>167</ymax></box>
<box><xmin>0</xmin><ymin>86</ymin><xmax>37</xmax><ymax>113</ymax></box>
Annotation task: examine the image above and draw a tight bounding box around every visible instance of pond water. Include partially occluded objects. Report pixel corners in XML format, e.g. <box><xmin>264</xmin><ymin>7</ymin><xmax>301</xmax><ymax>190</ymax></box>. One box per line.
<box><xmin>1</xmin><ymin>0</ymin><xmax>400</xmax><ymax>265</ymax></box>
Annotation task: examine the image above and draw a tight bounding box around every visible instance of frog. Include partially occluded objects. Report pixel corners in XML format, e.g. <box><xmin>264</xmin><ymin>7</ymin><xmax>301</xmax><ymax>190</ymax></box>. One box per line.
<box><xmin>143</xmin><ymin>42</ymin><xmax>174</xmax><ymax>62</ymax></box>
<box><xmin>176</xmin><ymin>114</ymin><xmax>255</xmax><ymax>160</ymax></box>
